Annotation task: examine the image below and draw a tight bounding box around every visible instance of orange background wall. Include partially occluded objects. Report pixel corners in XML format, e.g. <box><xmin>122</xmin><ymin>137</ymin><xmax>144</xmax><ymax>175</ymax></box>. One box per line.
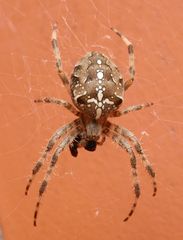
<box><xmin>1</xmin><ymin>0</ymin><xmax>183</xmax><ymax>239</ymax></box>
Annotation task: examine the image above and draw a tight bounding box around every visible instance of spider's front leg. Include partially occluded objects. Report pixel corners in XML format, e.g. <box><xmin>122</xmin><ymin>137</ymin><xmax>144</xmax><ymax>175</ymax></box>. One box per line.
<box><xmin>33</xmin><ymin>130</ymin><xmax>79</xmax><ymax>226</ymax></box>
<box><xmin>25</xmin><ymin>119</ymin><xmax>81</xmax><ymax>195</ymax></box>
<box><xmin>107</xmin><ymin>121</ymin><xmax>157</xmax><ymax>197</ymax></box>
<box><xmin>104</xmin><ymin>127</ymin><xmax>140</xmax><ymax>221</ymax></box>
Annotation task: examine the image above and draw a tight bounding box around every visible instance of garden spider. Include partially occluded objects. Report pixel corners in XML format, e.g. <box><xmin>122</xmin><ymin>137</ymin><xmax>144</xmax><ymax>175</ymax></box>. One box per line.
<box><xmin>25</xmin><ymin>23</ymin><xmax>157</xmax><ymax>226</ymax></box>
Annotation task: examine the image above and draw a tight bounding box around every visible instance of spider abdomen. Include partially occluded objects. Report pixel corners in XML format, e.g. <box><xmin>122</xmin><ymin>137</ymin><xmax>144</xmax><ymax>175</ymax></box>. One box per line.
<box><xmin>70</xmin><ymin>51</ymin><xmax>124</xmax><ymax>119</ymax></box>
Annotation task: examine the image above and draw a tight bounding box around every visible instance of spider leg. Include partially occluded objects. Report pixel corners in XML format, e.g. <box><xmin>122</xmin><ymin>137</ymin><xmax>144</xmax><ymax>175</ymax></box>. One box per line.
<box><xmin>34</xmin><ymin>97</ymin><xmax>80</xmax><ymax>116</ymax></box>
<box><xmin>106</xmin><ymin>121</ymin><xmax>157</xmax><ymax>197</ymax></box>
<box><xmin>111</xmin><ymin>27</ymin><xmax>135</xmax><ymax>91</ymax></box>
<box><xmin>52</xmin><ymin>23</ymin><xmax>70</xmax><ymax>93</ymax></box>
<box><xmin>104</xmin><ymin>127</ymin><xmax>140</xmax><ymax>222</ymax></box>
<box><xmin>97</xmin><ymin>135</ymin><xmax>106</xmax><ymax>145</ymax></box>
<box><xmin>25</xmin><ymin>118</ymin><xmax>81</xmax><ymax>195</ymax></box>
<box><xmin>110</xmin><ymin>102</ymin><xmax>153</xmax><ymax>117</ymax></box>
<box><xmin>33</xmin><ymin>130</ymin><xmax>79</xmax><ymax>226</ymax></box>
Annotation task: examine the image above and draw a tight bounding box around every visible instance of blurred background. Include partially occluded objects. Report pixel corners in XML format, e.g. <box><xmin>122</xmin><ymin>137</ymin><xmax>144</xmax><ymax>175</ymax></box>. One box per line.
<box><xmin>0</xmin><ymin>0</ymin><xmax>183</xmax><ymax>239</ymax></box>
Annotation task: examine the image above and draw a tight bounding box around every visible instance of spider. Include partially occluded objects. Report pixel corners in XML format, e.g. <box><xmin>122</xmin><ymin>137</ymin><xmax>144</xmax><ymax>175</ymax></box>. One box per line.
<box><xmin>25</xmin><ymin>23</ymin><xmax>157</xmax><ymax>226</ymax></box>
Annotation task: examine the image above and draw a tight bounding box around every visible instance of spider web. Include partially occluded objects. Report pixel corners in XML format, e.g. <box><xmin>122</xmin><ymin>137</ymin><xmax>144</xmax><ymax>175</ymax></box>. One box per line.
<box><xmin>0</xmin><ymin>0</ymin><xmax>183</xmax><ymax>240</ymax></box>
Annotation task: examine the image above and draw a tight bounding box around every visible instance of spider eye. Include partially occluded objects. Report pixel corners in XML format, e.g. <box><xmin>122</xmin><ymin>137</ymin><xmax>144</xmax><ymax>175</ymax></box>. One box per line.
<box><xmin>85</xmin><ymin>140</ymin><xmax>96</xmax><ymax>151</ymax></box>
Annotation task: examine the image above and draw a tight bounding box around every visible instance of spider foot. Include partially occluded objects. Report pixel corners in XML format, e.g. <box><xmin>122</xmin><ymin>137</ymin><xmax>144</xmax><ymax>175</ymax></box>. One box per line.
<box><xmin>123</xmin><ymin>199</ymin><xmax>138</xmax><ymax>222</ymax></box>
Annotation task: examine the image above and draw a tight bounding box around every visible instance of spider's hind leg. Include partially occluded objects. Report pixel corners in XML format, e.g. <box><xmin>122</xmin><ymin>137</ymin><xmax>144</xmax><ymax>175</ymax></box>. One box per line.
<box><xmin>111</xmin><ymin>27</ymin><xmax>135</xmax><ymax>91</ymax></box>
<box><xmin>51</xmin><ymin>23</ymin><xmax>70</xmax><ymax>93</ymax></box>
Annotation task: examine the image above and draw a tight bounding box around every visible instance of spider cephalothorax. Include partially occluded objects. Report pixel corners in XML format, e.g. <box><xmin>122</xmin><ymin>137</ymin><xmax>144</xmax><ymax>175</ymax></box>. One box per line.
<box><xmin>25</xmin><ymin>24</ymin><xmax>157</xmax><ymax>226</ymax></box>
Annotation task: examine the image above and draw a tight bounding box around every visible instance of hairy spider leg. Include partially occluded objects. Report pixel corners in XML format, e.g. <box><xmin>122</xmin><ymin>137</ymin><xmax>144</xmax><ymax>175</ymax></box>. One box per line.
<box><xmin>52</xmin><ymin>23</ymin><xmax>70</xmax><ymax>93</ymax></box>
<box><xmin>110</xmin><ymin>102</ymin><xmax>153</xmax><ymax>117</ymax></box>
<box><xmin>106</xmin><ymin>121</ymin><xmax>157</xmax><ymax>197</ymax></box>
<box><xmin>34</xmin><ymin>97</ymin><xmax>80</xmax><ymax>116</ymax></box>
<box><xmin>25</xmin><ymin>119</ymin><xmax>81</xmax><ymax>195</ymax></box>
<box><xmin>111</xmin><ymin>27</ymin><xmax>135</xmax><ymax>91</ymax></box>
<box><xmin>33</xmin><ymin>130</ymin><xmax>79</xmax><ymax>226</ymax></box>
<box><xmin>104</xmin><ymin>128</ymin><xmax>140</xmax><ymax>222</ymax></box>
